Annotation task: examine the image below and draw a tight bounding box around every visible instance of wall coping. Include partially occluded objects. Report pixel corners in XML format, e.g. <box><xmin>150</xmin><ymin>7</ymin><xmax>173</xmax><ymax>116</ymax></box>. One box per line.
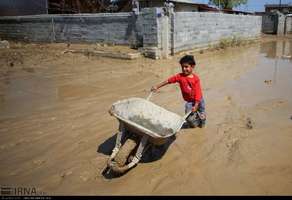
<box><xmin>0</xmin><ymin>12</ymin><xmax>132</xmax><ymax>20</ymax></box>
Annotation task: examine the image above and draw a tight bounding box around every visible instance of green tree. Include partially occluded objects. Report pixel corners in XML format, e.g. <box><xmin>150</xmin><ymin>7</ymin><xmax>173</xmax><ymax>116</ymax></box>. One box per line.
<box><xmin>209</xmin><ymin>0</ymin><xmax>248</xmax><ymax>10</ymax></box>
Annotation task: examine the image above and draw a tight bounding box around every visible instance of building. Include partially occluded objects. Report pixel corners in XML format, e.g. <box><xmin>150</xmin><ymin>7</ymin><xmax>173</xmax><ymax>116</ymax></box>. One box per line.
<box><xmin>265</xmin><ymin>4</ymin><xmax>292</xmax><ymax>14</ymax></box>
<box><xmin>262</xmin><ymin>4</ymin><xmax>292</xmax><ymax>35</ymax></box>
<box><xmin>0</xmin><ymin>0</ymin><xmax>48</xmax><ymax>16</ymax></box>
<box><xmin>0</xmin><ymin>0</ymin><xmax>121</xmax><ymax>15</ymax></box>
<box><xmin>138</xmin><ymin>0</ymin><xmax>200</xmax><ymax>12</ymax></box>
<box><xmin>0</xmin><ymin>0</ymin><xmax>255</xmax><ymax>16</ymax></box>
<box><xmin>138</xmin><ymin>0</ymin><xmax>253</xmax><ymax>14</ymax></box>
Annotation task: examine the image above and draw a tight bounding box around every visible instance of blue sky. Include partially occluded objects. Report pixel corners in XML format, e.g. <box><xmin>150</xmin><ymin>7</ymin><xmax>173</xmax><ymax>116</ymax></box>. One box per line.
<box><xmin>194</xmin><ymin>0</ymin><xmax>292</xmax><ymax>12</ymax></box>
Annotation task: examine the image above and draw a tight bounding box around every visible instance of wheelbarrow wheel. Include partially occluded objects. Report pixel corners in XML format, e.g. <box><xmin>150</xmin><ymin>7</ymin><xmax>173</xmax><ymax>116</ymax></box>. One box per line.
<box><xmin>114</xmin><ymin>137</ymin><xmax>138</xmax><ymax>167</ymax></box>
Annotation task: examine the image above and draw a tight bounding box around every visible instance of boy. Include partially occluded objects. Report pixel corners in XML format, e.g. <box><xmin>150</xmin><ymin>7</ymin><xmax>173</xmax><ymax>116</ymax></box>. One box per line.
<box><xmin>151</xmin><ymin>55</ymin><xmax>206</xmax><ymax>128</ymax></box>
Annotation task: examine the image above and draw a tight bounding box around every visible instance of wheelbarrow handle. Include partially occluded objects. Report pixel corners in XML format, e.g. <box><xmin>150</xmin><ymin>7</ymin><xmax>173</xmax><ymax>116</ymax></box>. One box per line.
<box><xmin>183</xmin><ymin>111</ymin><xmax>204</xmax><ymax>121</ymax></box>
<box><xmin>183</xmin><ymin>111</ymin><xmax>193</xmax><ymax>121</ymax></box>
<box><xmin>146</xmin><ymin>91</ymin><xmax>153</xmax><ymax>101</ymax></box>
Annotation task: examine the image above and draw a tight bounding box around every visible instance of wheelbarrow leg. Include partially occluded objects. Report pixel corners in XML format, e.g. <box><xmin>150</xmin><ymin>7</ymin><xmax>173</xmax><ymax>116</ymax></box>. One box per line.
<box><xmin>101</xmin><ymin>123</ymin><xmax>126</xmax><ymax>175</ymax></box>
<box><xmin>110</xmin><ymin>123</ymin><xmax>125</xmax><ymax>159</ymax></box>
<box><xmin>108</xmin><ymin>135</ymin><xmax>149</xmax><ymax>174</ymax></box>
<box><xmin>127</xmin><ymin>135</ymin><xmax>148</xmax><ymax>168</ymax></box>
<box><xmin>103</xmin><ymin>128</ymin><xmax>149</xmax><ymax>175</ymax></box>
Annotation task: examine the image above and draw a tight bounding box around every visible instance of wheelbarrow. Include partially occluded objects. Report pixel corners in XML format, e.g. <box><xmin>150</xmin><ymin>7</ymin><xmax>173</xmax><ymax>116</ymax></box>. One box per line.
<box><xmin>101</xmin><ymin>93</ymin><xmax>194</xmax><ymax>175</ymax></box>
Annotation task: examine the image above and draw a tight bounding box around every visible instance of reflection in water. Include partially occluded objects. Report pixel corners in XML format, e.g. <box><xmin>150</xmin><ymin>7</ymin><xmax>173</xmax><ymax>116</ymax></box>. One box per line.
<box><xmin>260</xmin><ymin>39</ymin><xmax>292</xmax><ymax>60</ymax></box>
<box><xmin>273</xmin><ymin>59</ymin><xmax>278</xmax><ymax>85</ymax></box>
<box><xmin>226</xmin><ymin>39</ymin><xmax>292</xmax><ymax>107</ymax></box>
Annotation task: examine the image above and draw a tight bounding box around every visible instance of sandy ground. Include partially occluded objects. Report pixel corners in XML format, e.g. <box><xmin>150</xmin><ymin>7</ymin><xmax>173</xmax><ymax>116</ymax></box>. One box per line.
<box><xmin>0</xmin><ymin>35</ymin><xmax>292</xmax><ymax>195</ymax></box>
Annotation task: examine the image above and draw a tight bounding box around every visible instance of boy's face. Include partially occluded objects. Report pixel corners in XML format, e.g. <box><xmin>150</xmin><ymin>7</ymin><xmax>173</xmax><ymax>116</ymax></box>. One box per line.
<box><xmin>181</xmin><ymin>63</ymin><xmax>194</xmax><ymax>76</ymax></box>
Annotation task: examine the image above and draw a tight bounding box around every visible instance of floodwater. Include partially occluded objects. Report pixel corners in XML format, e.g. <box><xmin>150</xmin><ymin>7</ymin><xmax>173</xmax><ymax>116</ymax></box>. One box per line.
<box><xmin>0</xmin><ymin>36</ymin><xmax>292</xmax><ymax>195</ymax></box>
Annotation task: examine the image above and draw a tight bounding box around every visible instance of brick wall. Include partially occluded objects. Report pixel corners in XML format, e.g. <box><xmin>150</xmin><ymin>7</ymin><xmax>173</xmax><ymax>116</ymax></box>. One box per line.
<box><xmin>0</xmin><ymin>13</ymin><xmax>143</xmax><ymax>44</ymax></box>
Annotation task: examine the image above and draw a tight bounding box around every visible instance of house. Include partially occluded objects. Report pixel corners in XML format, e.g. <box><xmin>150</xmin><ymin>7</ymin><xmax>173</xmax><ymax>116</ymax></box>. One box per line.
<box><xmin>138</xmin><ymin>0</ymin><xmax>254</xmax><ymax>14</ymax></box>
<box><xmin>265</xmin><ymin>4</ymin><xmax>292</xmax><ymax>14</ymax></box>
<box><xmin>0</xmin><ymin>0</ymin><xmax>125</xmax><ymax>15</ymax></box>
<box><xmin>138</xmin><ymin>0</ymin><xmax>200</xmax><ymax>12</ymax></box>
<box><xmin>0</xmin><ymin>0</ymin><xmax>48</xmax><ymax>16</ymax></box>
<box><xmin>262</xmin><ymin>4</ymin><xmax>292</xmax><ymax>35</ymax></box>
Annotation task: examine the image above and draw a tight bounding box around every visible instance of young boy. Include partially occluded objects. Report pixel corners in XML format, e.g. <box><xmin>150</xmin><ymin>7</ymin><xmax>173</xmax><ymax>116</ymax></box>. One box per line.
<box><xmin>151</xmin><ymin>55</ymin><xmax>206</xmax><ymax>128</ymax></box>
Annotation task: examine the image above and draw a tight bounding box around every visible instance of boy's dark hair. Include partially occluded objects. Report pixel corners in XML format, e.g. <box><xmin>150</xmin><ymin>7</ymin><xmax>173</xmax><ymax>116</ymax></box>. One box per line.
<box><xmin>179</xmin><ymin>55</ymin><xmax>196</xmax><ymax>66</ymax></box>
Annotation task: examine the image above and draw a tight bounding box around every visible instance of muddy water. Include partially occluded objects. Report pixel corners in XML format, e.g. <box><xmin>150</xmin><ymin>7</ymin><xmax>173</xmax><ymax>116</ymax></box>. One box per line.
<box><xmin>225</xmin><ymin>40</ymin><xmax>292</xmax><ymax>107</ymax></box>
<box><xmin>0</xmin><ymin>37</ymin><xmax>292</xmax><ymax>195</ymax></box>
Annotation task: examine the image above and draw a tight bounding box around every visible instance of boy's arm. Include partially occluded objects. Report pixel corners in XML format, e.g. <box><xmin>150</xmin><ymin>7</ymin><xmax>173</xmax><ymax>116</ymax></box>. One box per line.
<box><xmin>151</xmin><ymin>80</ymin><xmax>169</xmax><ymax>92</ymax></box>
<box><xmin>192</xmin><ymin>76</ymin><xmax>202</xmax><ymax>112</ymax></box>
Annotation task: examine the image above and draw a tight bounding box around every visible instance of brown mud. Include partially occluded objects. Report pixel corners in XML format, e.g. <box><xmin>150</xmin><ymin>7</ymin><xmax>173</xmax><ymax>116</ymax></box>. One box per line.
<box><xmin>0</xmin><ymin>35</ymin><xmax>292</xmax><ymax>195</ymax></box>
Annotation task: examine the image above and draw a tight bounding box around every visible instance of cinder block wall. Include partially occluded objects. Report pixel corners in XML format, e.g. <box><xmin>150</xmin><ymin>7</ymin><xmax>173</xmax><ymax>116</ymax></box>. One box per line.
<box><xmin>277</xmin><ymin>13</ymin><xmax>286</xmax><ymax>35</ymax></box>
<box><xmin>287</xmin><ymin>17</ymin><xmax>292</xmax><ymax>34</ymax></box>
<box><xmin>0</xmin><ymin>9</ymin><xmax>263</xmax><ymax>59</ymax></box>
<box><xmin>0</xmin><ymin>13</ymin><xmax>145</xmax><ymax>44</ymax></box>
<box><xmin>173</xmin><ymin>12</ymin><xmax>262</xmax><ymax>53</ymax></box>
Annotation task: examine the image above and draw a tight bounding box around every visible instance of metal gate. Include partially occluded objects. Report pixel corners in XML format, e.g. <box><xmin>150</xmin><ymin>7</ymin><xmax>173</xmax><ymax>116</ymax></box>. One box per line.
<box><xmin>262</xmin><ymin>13</ymin><xmax>278</xmax><ymax>34</ymax></box>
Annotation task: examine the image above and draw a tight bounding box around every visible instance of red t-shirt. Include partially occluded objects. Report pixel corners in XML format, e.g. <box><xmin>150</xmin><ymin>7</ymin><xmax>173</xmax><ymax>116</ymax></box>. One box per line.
<box><xmin>168</xmin><ymin>73</ymin><xmax>203</xmax><ymax>102</ymax></box>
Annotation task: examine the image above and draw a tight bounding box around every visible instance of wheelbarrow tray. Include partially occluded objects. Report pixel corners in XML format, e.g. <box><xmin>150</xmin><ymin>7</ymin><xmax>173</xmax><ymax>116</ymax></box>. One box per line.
<box><xmin>109</xmin><ymin>97</ymin><xmax>186</xmax><ymax>139</ymax></box>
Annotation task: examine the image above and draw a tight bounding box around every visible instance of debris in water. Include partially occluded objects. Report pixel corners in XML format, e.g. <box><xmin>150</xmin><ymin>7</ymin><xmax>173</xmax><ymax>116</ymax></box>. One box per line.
<box><xmin>0</xmin><ymin>40</ymin><xmax>10</xmax><ymax>49</ymax></box>
<box><xmin>246</xmin><ymin>117</ymin><xmax>254</xmax><ymax>129</ymax></box>
<box><xmin>282</xmin><ymin>55</ymin><xmax>291</xmax><ymax>59</ymax></box>
<box><xmin>264</xmin><ymin>80</ymin><xmax>272</xmax><ymax>84</ymax></box>
<box><xmin>22</xmin><ymin>67</ymin><xmax>35</xmax><ymax>73</ymax></box>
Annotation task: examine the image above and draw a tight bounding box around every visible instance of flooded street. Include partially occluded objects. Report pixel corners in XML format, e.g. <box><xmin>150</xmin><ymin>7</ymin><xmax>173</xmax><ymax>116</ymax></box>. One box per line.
<box><xmin>0</xmin><ymin>36</ymin><xmax>292</xmax><ymax>195</ymax></box>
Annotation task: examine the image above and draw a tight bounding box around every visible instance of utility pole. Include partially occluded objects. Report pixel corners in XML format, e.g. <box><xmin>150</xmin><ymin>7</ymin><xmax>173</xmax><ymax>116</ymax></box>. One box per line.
<box><xmin>46</xmin><ymin>0</ymin><xmax>48</xmax><ymax>14</ymax></box>
<box><xmin>132</xmin><ymin>0</ymin><xmax>139</xmax><ymax>15</ymax></box>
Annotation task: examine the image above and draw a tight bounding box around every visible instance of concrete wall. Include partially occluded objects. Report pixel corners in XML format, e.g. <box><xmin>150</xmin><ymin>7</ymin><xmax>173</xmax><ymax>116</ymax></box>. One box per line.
<box><xmin>276</xmin><ymin>13</ymin><xmax>292</xmax><ymax>35</ymax></box>
<box><xmin>0</xmin><ymin>8</ymin><xmax>161</xmax><ymax>52</ymax></box>
<box><xmin>277</xmin><ymin>12</ymin><xmax>286</xmax><ymax>35</ymax></box>
<box><xmin>0</xmin><ymin>7</ymin><xmax>262</xmax><ymax>59</ymax></box>
<box><xmin>286</xmin><ymin>17</ymin><xmax>292</xmax><ymax>34</ymax></box>
<box><xmin>173</xmin><ymin>12</ymin><xmax>262</xmax><ymax>53</ymax></box>
<box><xmin>0</xmin><ymin>13</ymin><xmax>141</xmax><ymax>44</ymax></box>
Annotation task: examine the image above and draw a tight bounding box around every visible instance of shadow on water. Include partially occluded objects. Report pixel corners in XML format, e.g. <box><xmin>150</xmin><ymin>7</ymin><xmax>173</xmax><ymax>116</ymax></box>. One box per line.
<box><xmin>97</xmin><ymin>133</ymin><xmax>176</xmax><ymax>161</ymax></box>
<box><xmin>97</xmin><ymin>133</ymin><xmax>117</xmax><ymax>156</ymax></box>
<box><xmin>140</xmin><ymin>135</ymin><xmax>176</xmax><ymax>163</ymax></box>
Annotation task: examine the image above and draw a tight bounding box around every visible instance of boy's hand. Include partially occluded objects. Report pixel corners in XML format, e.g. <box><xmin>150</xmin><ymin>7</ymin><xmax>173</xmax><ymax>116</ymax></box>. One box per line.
<box><xmin>192</xmin><ymin>102</ymin><xmax>199</xmax><ymax>112</ymax></box>
<box><xmin>151</xmin><ymin>86</ymin><xmax>158</xmax><ymax>92</ymax></box>
<box><xmin>192</xmin><ymin>105</ymin><xmax>198</xmax><ymax>112</ymax></box>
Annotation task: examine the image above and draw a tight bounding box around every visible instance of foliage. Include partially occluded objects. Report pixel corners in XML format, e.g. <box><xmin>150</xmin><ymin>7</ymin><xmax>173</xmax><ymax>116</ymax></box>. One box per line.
<box><xmin>208</xmin><ymin>0</ymin><xmax>248</xmax><ymax>10</ymax></box>
<box><xmin>213</xmin><ymin>35</ymin><xmax>257</xmax><ymax>50</ymax></box>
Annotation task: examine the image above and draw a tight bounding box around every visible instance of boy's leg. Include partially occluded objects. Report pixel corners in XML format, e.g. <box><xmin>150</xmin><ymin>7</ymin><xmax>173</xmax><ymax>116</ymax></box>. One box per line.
<box><xmin>183</xmin><ymin>102</ymin><xmax>193</xmax><ymax>128</ymax></box>
<box><xmin>185</xmin><ymin>102</ymin><xmax>193</xmax><ymax>114</ymax></box>
<box><xmin>185</xmin><ymin>102</ymin><xmax>201</xmax><ymax>128</ymax></box>
<box><xmin>198</xmin><ymin>98</ymin><xmax>206</xmax><ymax>128</ymax></box>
